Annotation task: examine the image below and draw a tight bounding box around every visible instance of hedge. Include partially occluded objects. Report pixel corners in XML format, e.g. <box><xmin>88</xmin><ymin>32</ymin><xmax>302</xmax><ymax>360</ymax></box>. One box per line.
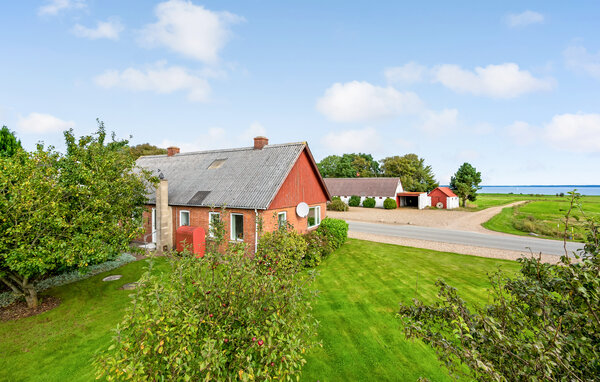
<box><xmin>384</xmin><ymin>197</ymin><xmax>397</xmax><ymax>209</ymax></box>
<box><xmin>362</xmin><ymin>197</ymin><xmax>376</xmax><ymax>208</ymax></box>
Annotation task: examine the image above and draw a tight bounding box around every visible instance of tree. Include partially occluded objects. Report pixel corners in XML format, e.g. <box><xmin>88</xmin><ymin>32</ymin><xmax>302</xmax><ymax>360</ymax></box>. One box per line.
<box><xmin>317</xmin><ymin>153</ymin><xmax>380</xmax><ymax>178</ymax></box>
<box><xmin>398</xmin><ymin>192</ymin><xmax>600</xmax><ymax>381</ymax></box>
<box><xmin>129</xmin><ymin>143</ymin><xmax>167</xmax><ymax>159</ymax></box>
<box><xmin>380</xmin><ymin>154</ymin><xmax>438</xmax><ymax>192</ymax></box>
<box><xmin>450</xmin><ymin>162</ymin><xmax>482</xmax><ymax>207</ymax></box>
<box><xmin>0</xmin><ymin>126</ymin><xmax>22</xmax><ymax>158</ymax></box>
<box><xmin>0</xmin><ymin>122</ymin><xmax>156</xmax><ymax>308</ymax></box>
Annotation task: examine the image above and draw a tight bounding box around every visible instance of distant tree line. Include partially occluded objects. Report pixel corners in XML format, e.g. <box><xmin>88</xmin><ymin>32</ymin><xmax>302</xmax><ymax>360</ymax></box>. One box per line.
<box><xmin>317</xmin><ymin>152</ymin><xmax>439</xmax><ymax>192</ymax></box>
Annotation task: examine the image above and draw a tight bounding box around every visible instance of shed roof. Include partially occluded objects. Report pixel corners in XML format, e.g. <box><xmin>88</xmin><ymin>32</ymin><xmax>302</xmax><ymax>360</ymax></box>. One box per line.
<box><xmin>136</xmin><ymin>142</ymin><xmax>317</xmax><ymax>209</ymax></box>
<box><xmin>431</xmin><ymin>187</ymin><xmax>458</xmax><ymax>198</ymax></box>
<box><xmin>324</xmin><ymin>177</ymin><xmax>401</xmax><ymax>197</ymax></box>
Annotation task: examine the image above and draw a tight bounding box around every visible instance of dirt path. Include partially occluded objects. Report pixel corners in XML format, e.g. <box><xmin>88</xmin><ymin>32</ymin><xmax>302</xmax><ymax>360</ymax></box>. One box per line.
<box><xmin>327</xmin><ymin>201</ymin><xmax>527</xmax><ymax>234</ymax></box>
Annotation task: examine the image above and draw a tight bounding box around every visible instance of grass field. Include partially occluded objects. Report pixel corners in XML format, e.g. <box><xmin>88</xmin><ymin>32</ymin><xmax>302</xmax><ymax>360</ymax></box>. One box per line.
<box><xmin>1</xmin><ymin>242</ymin><xmax>519</xmax><ymax>381</ymax></box>
<box><xmin>481</xmin><ymin>195</ymin><xmax>600</xmax><ymax>241</ymax></box>
<box><xmin>0</xmin><ymin>257</ymin><xmax>170</xmax><ymax>382</ymax></box>
<box><xmin>301</xmin><ymin>239</ymin><xmax>519</xmax><ymax>381</ymax></box>
<box><xmin>464</xmin><ymin>193</ymin><xmax>559</xmax><ymax>210</ymax></box>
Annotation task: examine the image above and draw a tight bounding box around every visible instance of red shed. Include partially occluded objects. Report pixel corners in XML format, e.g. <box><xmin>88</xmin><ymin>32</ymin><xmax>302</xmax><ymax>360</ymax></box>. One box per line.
<box><xmin>428</xmin><ymin>187</ymin><xmax>459</xmax><ymax>209</ymax></box>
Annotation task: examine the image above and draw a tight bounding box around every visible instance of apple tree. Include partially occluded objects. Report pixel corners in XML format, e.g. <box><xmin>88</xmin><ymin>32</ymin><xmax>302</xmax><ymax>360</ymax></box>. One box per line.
<box><xmin>0</xmin><ymin>122</ymin><xmax>155</xmax><ymax>308</ymax></box>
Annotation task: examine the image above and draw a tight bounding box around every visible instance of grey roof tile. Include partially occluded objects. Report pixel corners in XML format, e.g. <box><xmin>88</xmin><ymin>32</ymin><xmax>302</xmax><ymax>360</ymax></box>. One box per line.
<box><xmin>324</xmin><ymin>177</ymin><xmax>402</xmax><ymax>197</ymax></box>
<box><xmin>136</xmin><ymin>143</ymin><xmax>305</xmax><ymax>209</ymax></box>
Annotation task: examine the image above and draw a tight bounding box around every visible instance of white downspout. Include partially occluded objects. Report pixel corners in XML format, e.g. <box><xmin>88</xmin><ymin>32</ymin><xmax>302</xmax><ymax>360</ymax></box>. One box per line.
<box><xmin>254</xmin><ymin>209</ymin><xmax>259</xmax><ymax>253</ymax></box>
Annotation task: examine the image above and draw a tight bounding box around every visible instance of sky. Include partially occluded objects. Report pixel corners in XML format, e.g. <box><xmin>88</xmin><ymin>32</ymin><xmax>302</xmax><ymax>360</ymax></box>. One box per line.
<box><xmin>1</xmin><ymin>0</ymin><xmax>599</xmax><ymax>185</ymax></box>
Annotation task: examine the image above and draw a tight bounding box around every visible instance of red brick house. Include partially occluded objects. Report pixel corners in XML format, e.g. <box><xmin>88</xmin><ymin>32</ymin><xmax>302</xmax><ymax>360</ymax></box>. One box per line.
<box><xmin>136</xmin><ymin>137</ymin><xmax>330</xmax><ymax>253</ymax></box>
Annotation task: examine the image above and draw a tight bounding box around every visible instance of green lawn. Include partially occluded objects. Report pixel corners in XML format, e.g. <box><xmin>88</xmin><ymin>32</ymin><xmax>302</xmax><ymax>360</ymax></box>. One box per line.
<box><xmin>482</xmin><ymin>196</ymin><xmax>600</xmax><ymax>241</ymax></box>
<box><xmin>0</xmin><ymin>257</ymin><xmax>169</xmax><ymax>382</ymax></box>
<box><xmin>301</xmin><ymin>239</ymin><xmax>520</xmax><ymax>381</ymax></box>
<box><xmin>1</xmin><ymin>242</ymin><xmax>519</xmax><ymax>381</ymax></box>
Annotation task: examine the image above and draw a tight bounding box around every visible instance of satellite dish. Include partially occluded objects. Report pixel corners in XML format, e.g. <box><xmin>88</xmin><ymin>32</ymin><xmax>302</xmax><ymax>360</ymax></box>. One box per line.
<box><xmin>436</xmin><ymin>202</ymin><xmax>444</xmax><ymax>209</ymax></box>
<box><xmin>296</xmin><ymin>202</ymin><xmax>309</xmax><ymax>217</ymax></box>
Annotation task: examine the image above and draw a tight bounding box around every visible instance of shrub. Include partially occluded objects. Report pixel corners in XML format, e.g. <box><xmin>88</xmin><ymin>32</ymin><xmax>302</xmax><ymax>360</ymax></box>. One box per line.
<box><xmin>96</xmin><ymin>245</ymin><xmax>318</xmax><ymax>380</ymax></box>
<box><xmin>362</xmin><ymin>197</ymin><xmax>376</xmax><ymax>208</ymax></box>
<box><xmin>303</xmin><ymin>231</ymin><xmax>330</xmax><ymax>268</ymax></box>
<box><xmin>327</xmin><ymin>199</ymin><xmax>349</xmax><ymax>211</ymax></box>
<box><xmin>348</xmin><ymin>195</ymin><xmax>361</xmax><ymax>207</ymax></box>
<box><xmin>331</xmin><ymin>196</ymin><xmax>341</xmax><ymax>202</ymax></box>
<box><xmin>317</xmin><ymin>218</ymin><xmax>348</xmax><ymax>250</ymax></box>
<box><xmin>383</xmin><ymin>198</ymin><xmax>397</xmax><ymax>209</ymax></box>
<box><xmin>257</xmin><ymin>228</ymin><xmax>307</xmax><ymax>274</ymax></box>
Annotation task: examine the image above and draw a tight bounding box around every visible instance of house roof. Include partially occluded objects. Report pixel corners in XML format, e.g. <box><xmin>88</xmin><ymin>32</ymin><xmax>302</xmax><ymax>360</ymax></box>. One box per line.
<box><xmin>397</xmin><ymin>192</ymin><xmax>426</xmax><ymax>196</ymax></box>
<box><xmin>137</xmin><ymin>142</ymin><xmax>322</xmax><ymax>210</ymax></box>
<box><xmin>323</xmin><ymin>177</ymin><xmax>401</xmax><ymax>197</ymax></box>
<box><xmin>431</xmin><ymin>187</ymin><xmax>458</xmax><ymax>198</ymax></box>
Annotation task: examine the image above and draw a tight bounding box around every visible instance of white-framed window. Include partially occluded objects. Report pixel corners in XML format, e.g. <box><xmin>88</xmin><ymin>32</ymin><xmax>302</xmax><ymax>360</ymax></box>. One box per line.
<box><xmin>180</xmin><ymin>210</ymin><xmax>190</xmax><ymax>226</ymax></box>
<box><xmin>208</xmin><ymin>212</ymin><xmax>220</xmax><ymax>237</ymax></box>
<box><xmin>278</xmin><ymin>211</ymin><xmax>287</xmax><ymax>228</ymax></box>
<box><xmin>231</xmin><ymin>213</ymin><xmax>244</xmax><ymax>241</ymax></box>
<box><xmin>307</xmin><ymin>206</ymin><xmax>321</xmax><ymax>228</ymax></box>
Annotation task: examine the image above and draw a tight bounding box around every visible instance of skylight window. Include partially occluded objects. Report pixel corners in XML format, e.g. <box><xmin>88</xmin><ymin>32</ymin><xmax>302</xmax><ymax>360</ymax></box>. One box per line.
<box><xmin>208</xmin><ymin>158</ymin><xmax>227</xmax><ymax>169</ymax></box>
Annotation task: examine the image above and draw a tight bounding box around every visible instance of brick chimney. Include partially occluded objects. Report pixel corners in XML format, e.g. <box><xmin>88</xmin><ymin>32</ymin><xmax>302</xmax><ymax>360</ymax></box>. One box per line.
<box><xmin>167</xmin><ymin>146</ymin><xmax>180</xmax><ymax>157</ymax></box>
<box><xmin>253</xmin><ymin>136</ymin><xmax>268</xmax><ymax>150</ymax></box>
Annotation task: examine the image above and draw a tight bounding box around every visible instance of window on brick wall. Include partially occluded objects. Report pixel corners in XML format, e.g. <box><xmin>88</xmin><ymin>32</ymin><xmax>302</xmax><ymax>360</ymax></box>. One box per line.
<box><xmin>180</xmin><ymin>210</ymin><xmax>190</xmax><ymax>226</ymax></box>
<box><xmin>231</xmin><ymin>213</ymin><xmax>244</xmax><ymax>241</ymax></box>
<box><xmin>307</xmin><ymin>206</ymin><xmax>320</xmax><ymax>228</ymax></box>
<box><xmin>278</xmin><ymin>212</ymin><xmax>287</xmax><ymax>229</ymax></box>
<box><xmin>208</xmin><ymin>212</ymin><xmax>220</xmax><ymax>238</ymax></box>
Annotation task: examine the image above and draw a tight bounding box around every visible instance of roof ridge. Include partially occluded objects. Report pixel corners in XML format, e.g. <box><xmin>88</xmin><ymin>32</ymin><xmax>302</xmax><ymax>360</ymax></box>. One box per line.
<box><xmin>138</xmin><ymin>142</ymin><xmax>305</xmax><ymax>159</ymax></box>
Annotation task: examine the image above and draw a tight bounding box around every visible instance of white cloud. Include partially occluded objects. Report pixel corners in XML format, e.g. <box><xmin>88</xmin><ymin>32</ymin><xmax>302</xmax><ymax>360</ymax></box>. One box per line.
<box><xmin>17</xmin><ymin>112</ymin><xmax>75</xmax><ymax>133</ymax></box>
<box><xmin>564</xmin><ymin>45</ymin><xmax>600</xmax><ymax>80</ymax></box>
<box><xmin>384</xmin><ymin>62</ymin><xmax>427</xmax><ymax>84</ymax></box>
<box><xmin>38</xmin><ymin>0</ymin><xmax>86</xmax><ymax>16</ymax></box>
<box><xmin>506</xmin><ymin>11</ymin><xmax>544</xmax><ymax>28</ymax></box>
<box><xmin>138</xmin><ymin>0</ymin><xmax>243</xmax><ymax>63</ymax></box>
<box><xmin>320</xmin><ymin>127</ymin><xmax>382</xmax><ymax>154</ymax></box>
<box><xmin>316</xmin><ymin>81</ymin><xmax>423</xmax><ymax>123</ymax></box>
<box><xmin>94</xmin><ymin>62</ymin><xmax>211</xmax><ymax>102</ymax></box>
<box><xmin>455</xmin><ymin>149</ymin><xmax>481</xmax><ymax>162</ymax></box>
<box><xmin>72</xmin><ymin>19</ymin><xmax>124</xmax><ymax>40</ymax></box>
<box><xmin>159</xmin><ymin>123</ymin><xmax>268</xmax><ymax>152</ymax></box>
<box><xmin>544</xmin><ymin>113</ymin><xmax>600</xmax><ymax>152</ymax></box>
<box><xmin>432</xmin><ymin>63</ymin><xmax>553</xmax><ymax>98</ymax></box>
<box><xmin>419</xmin><ymin>109</ymin><xmax>458</xmax><ymax>134</ymax></box>
<box><xmin>506</xmin><ymin>121</ymin><xmax>538</xmax><ymax>145</ymax></box>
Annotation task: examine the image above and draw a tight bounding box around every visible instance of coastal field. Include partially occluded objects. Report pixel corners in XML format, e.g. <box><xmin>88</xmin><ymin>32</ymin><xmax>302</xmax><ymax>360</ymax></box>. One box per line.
<box><xmin>475</xmin><ymin>194</ymin><xmax>600</xmax><ymax>241</ymax></box>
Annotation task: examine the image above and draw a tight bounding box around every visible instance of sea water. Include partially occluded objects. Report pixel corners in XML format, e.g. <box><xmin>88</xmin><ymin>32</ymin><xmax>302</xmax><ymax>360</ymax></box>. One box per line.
<box><xmin>478</xmin><ymin>185</ymin><xmax>600</xmax><ymax>196</ymax></box>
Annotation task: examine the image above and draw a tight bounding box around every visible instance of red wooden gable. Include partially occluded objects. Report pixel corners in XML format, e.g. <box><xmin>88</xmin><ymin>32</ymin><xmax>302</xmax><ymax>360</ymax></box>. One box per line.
<box><xmin>269</xmin><ymin>148</ymin><xmax>330</xmax><ymax>209</ymax></box>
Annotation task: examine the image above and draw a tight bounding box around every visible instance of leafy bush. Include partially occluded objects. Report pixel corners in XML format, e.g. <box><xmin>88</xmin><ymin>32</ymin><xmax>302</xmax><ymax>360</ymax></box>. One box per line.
<box><xmin>317</xmin><ymin>218</ymin><xmax>348</xmax><ymax>250</ymax></box>
<box><xmin>327</xmin><ymin>199</ymin><xmax>349</xmax><ymax>211</ymax></box>
<box><xmin>348</xmin><ymin>195</ymin><xmax>361</xmax><ymax>207</ymax></box>
<box><xmin>97</xmin><ymin>236</ymin><xmax>318</xmax><ymax>380</ymax></box>
<box><xmin>362</xmin><ymin>197</ymin><xmax>376</xmax><ymax>208</ymax></box>
<box><xmin>398</xmin><ymin>192</ymin><xmax>600</xmax><ymax>381</ymax></box>
<box><xmin>383</xmin><ymin>198</ymin><xmax>397</xmax><ymax>209</ymax></box>
<box><xmin>303</xmin><ymin>231</ymin><xmax>330</xmax><ymax>268</ymax></box>
<box><xmin>331</xmin><ymin>196</ymin><xmax>341</xmax><ymax>202</ymax></box>
<box><xmin>256</xmin><ymin>227</ymin><xmax>307</xmax><ymax>274</ymax></box>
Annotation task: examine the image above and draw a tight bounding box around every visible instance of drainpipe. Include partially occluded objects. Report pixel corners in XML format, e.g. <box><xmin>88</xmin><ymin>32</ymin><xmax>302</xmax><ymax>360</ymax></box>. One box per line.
<box><xmin>254</xmin><ymin>209</ymin><xmax>259</xmax><ymax>253</ymax></box>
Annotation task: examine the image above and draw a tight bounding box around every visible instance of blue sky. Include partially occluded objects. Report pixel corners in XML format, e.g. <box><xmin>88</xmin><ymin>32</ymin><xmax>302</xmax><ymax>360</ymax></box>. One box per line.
<box><xmin>1</xmin><ymin>1</ymin><xmax>599</xmax><ymax>185</ymax></box>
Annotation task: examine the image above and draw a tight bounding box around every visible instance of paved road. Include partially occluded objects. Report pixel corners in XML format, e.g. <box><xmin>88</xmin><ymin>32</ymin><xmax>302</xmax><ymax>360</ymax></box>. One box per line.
<box><xmin>347</xmin><ymin>221</ymin><xmax>585</xmax><ymax>256</ymax></box>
